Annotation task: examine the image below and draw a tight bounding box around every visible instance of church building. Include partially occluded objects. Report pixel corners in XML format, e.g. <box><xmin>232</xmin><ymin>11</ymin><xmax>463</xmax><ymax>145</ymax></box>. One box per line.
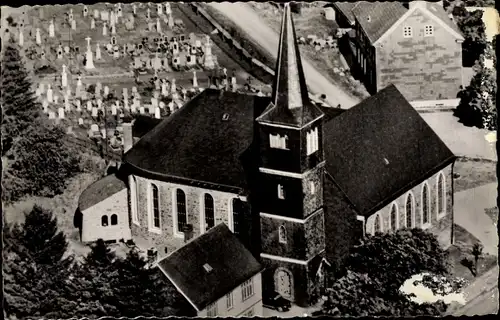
<box><xmin>77</xmin><ymin>4</ymin><xmax>456</xmax><ymax>308</ymax></box>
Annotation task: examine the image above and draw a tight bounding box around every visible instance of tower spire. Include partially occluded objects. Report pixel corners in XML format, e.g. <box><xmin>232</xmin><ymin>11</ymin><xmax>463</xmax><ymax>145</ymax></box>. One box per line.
<box><xmin>272</xmin><ymin>3</ymin><xmax>310</xmax><ymax>111</ymax></box>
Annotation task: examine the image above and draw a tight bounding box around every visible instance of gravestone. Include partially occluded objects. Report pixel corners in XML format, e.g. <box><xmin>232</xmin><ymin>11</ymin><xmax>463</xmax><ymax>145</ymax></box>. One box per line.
<box><xmin>103</xmin><ymin>21</ymin><xmax>107</xmax><ymax>36</ymax></box>
<box><xmin>47</xmin><ymin>84</ymin><xmax>53</xmax><ymax>103</ymax></box>
<box><xmin>193</xmin><ymin>70</ymin><xmax>198</xmax><ymax>87</ymax></box>
<box><xmin>113</xmin><ymin>46</ymin><xmax>120</xmax><ymax>59</ymax></box>
<box><xmin>76</xmin><ymin>99</ymin><xmax>82</xmax><ymax>111</ymax></box>
<box><xmin>159</xmin><ymin>101</ymin><xmax>165</xmax><ymax>109</ymax></box>
<box><xmin>92</xmin><ymin>107</ymin><xmax>98</xmax><ymax>117</ymax></box>
<box><xmin>156</xmin><ymin>18</ymin><xmax>162</xmax><ymax>33</ymax></box>
<box><xmin>111</xmin><ymin>24</ymin><xmax>116</xmax><ymax>35</ymax></box>
<box><xmin>111</xmin><ymin>104</ymin><xmax>117</xmax><ymax>115</ymax></box>
<box><xmin>91</xmin><ymin>123</ymin><xmax>99</xmax><ymax>132</ymax></box>
<box><xmin>104</xmin><ymin>86</ymin><xmax>109</xmax><ymax>96</ymax></box>
<box><xmin>71</xmin><ymin>19</ymin><xmax>76</xmax><ymax>31</ymax></box>
<box><xmin>94</xmin><ymin>9</ymin><xmax>99</xmax><ymax>19</ymax></box>
<box><xmin>64</xmin><ymin>45</ymin><xmax>70</xmax><ymax>54</ymax></box>
<box><xmin>78</xmin><ymin>118</ymin><xmax>84</xmax><ymax>125</ymax></box>
<box><xmin>97</xmin><ymin>98</ymin><xmax>103</xmax><ymax>109</ymax></box>
<box><xmin>91</xmin><ymin>18</ymin><xmax>96</xmax><ymax>30</ymax></box>
<box><xmin>57</xmin><ymin>45</ymin><xmax>63</xmax><ymax>59</ymax></box>
<box><xmin>48</xmin><ymin>111</ymin><xmax>56</xmax><ymax>119</ymax></box>
<box><xmin>49</xmin><ymin>19</ymin><xmax>55</xmax><ymax>38</ymax></box>
<box><xmin>95</xmin><ymin>82</ymin><xmax>102</xmax><ymax>96</ymax></box>
<box><xmin>35</xmin><ymin>28</ymin><xmax>41</xmax><ymax>45</ymax></box>
<box><xmin>43</xmin><ymin>100</ymin><xmax>49</xmax><ymax>113</ymax></box>
<box><xmin>133</xmin><ymin>4</ymin><xmax>137</xmax><ymax>15</ymax></box>
<box><xmin>155</xmin><ymin>107</ymin><xmax>161</xmax><ymax>119</ymax></box>
<box><xmin>85</xmin><ymin>37</ymin><xmax>95</xmax><ymax>69</ymax></box>
<box><xmin>83</xmin><ymin>6</ymin><xmax>88</xmax><ymax>17</ymax></box>
<box><xmin>139</xmin><ymin>106</ymin><xmax>145</xmax><ymax>114</ymax></box>
<box><xmin>157</xmin><ymin>3</ymin><xmax>163</xmax><ymax>15</ymax></box>
<box><xmin>87</xmin><ymin>100</ymin><xmax>93</xmax><ymax>111</ymax></box>
<box><xmin>58</xmin><ymin>107</ymin><xmax>65</xmax><ymax>119</ymax></box>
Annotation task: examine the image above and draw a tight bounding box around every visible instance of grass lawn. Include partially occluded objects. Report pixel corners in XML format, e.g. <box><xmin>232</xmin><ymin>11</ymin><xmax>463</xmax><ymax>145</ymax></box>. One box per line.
<box><xmin>3</xmin><ymin>155</ymin><xmax>107</xmax><ymax>260</ymax></box>
<box><xmin>453</xmin><ymin>157</ymin><xmax>497</xmax><ymax>192</ymax></box>
<box><xmin>484</xmin><ymin>206</ymin><xmax>498</xmax><ymax>224</ymax></box>
<box><xmin>448</xmin><ymin>224</ymin><xmax>498</xmax><ymax>282</ymax></box>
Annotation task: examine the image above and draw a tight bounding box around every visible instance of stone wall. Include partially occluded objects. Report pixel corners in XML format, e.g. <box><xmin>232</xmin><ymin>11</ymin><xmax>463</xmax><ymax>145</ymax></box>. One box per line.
<box><xmin>376</xmin><ymin>9</ymin><xmax>463</xmax><ymax>101</ymax></box>
<box><xmin>366</xmin><ymin>163</ymin><xmax>454</xmax><ymax>248</ymax></box>
<box><xmin>81</xmin><ymin>189</ymin><xmax>131</xmax><ymax>243</ymax></box>
<box><xmin>130</xmin><ymin>174</ymin><xmax>246</xmax><ymax>256</ymax></box>
<box><xmin>304</xmin><ymin>210</ymin><xmax>326</xmax><ymax>260</ymax></box>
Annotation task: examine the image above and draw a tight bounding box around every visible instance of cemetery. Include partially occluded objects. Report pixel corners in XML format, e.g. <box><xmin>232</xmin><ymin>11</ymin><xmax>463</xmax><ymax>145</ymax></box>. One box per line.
<box><xmin>8</xmin><ymin>2</ymin><xmax>271</xmax><ymax>155</ymax></box>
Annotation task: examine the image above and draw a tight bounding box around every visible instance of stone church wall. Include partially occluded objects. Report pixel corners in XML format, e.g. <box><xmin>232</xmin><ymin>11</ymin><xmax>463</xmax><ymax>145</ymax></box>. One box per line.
<box><xmin>130</xmin><ymin>175</ymin><xmax>245</xmax><ymax>257</ymax></box>
<box><xmin>366</xmin><ymin>163</ymin><xmax>454</xmax><ymax>247</ymax></box>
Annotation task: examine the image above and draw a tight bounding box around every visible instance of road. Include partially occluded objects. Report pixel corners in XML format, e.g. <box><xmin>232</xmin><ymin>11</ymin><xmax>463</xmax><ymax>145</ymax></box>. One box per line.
<box><xmin>448</xmin><ymin>265</ymin><xmax>499</xmax><ymax>316</ymax></box>
<box><xmin>207</xmin><ymin>2</ymin><xmax>360</xmax><ymax>108</ymax></box>
<box><xmin>454</xmin><ymin>182</ymin><xmax>498</xmax><ymax>256</ymax></box>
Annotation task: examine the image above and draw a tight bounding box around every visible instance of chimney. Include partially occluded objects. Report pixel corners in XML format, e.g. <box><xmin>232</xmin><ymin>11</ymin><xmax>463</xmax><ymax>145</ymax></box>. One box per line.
<box><xmin>182</xmin><ymin>224</ymin><xmax>194</xmax><ymax>243</ymax></box>
<box><xmin>122</xmin><ymin>120</ymin><xmax>135</xmax><ymax>153</ymax></box>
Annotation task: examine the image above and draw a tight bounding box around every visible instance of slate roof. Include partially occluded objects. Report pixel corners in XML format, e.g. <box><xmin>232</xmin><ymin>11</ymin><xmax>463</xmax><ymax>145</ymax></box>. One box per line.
<box><xmin>78</xmin><ymin>174</ymin><xmax>127</xmax><ymax>211</ymax></box>
<box><xmin>424</xmin><ymin>1</ymin><xmax>464</xmax><ymax>38</ymax></box>
<box><xmin>157</xmin><ymin>224</ymin><xmax>263</xmax><ymax>311</ymax></box>
<box><xmin>330</xmin><ymin>2</ymin><xmax>359</xmax><ymax>25</ymax></box>
<box><xmin>123</xmin><ymin>89</ymin><xmax>271</xmax><ymax>190</ymax></box>
<box><xmin>132</xmin><ymin>115</ymin><xmax>162</xmax><ymax>138</ymax></box>
<box><xmin>352</xmin><ymin>1</ymin><xmax>408</xmax><ymax>43</ymax></box>
<box><xmin>323</xmin><ymin>85</ymin><xmax>455</xmax><ymax>216</ymax></box>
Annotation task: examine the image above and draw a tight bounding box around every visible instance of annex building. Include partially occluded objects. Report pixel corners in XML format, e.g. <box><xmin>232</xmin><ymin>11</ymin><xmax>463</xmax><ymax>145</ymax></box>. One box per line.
<box><xmin>77</xmin><ymin>4</ymin><xmax>456</xmax><ymax>307</ymax></box>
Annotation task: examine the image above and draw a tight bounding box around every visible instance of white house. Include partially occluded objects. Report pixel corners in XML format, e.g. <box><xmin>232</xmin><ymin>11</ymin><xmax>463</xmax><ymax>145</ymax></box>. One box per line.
<box><xmin>156</xmin><ymin>224</ymin><xmax>264</xmax><ymax>317</ymax></box>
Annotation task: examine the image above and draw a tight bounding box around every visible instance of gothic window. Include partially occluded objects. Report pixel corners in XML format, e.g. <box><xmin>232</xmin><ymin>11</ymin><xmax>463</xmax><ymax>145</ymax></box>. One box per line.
<box><xmin>424</xmin><ymin>25</ymin><xmax>434</xmax><ymax>37</ymax></box>
<box><xmin>403</xmin><ymin>26</ymin><xmax>413</xmax><ymax>38</ymax></box>
<box><xmin>437</xmin><ymin>173</ymin><xmax>446</xmax><ymax>217</ymax></box>
<box><xmin>226</xmin><ymin>292</ymin><xmax>233</xmax><ymax>310</ymax></box>
<box><xmin>306</xmin><ymin>127</ymin><xmax>319</xmax><ymax>155</ymax></box>
<box><xmin>176</xmin><ymin>189</ymin><xmax>187</xmax><ymax>233</ymax></box>
<box><xmin>406</xmin><ymin>192</ymin><xmax>414</xmax><ymax>228</ymax></box>
<box><xmin>130</xmin><ymin>176</ymin><xmax>139</xmax><ymax>225</ymax></box>
<box><xmin>279</xmin><ymin>225</ymin><xmax>287</xmax><ymax>243</ymax></box>
<box><xmin>207</xmin><ymin>302</ymin><xmax>217</xmax><ymax>317</ymax></box>
<box><xmin>111</xmin><ymin>214</ymin><xmax>118</xmax><ymax>225</ymax></box>
<box><xmin>232</xmin><ymin>198</ymin><xmax>242</xmax><ymax>235</ymax></box>
<box><xmin>204</xmin><ymin>194</ymin><xmax>215</xmax><ymax>231</ymax></box>
<box><xmin>374</xmin><ymin>213</ymin><xmax>382</xmax><ymax>233</ymax></box>
<box><xmin>390</xmin><ymin>203</ymin><xmax>398</xmax><ymax>231</ymax></box>
<box><xmin>101</xmin><ymin>215</ymin><xmax>108</xmax><ymax>227</ymax></box>
<box><xmin>151</xmin><ymin>184</ymin><xmax>160</xmax><ymax>229</ymax></box>
<box><xmin>278</xmin><ymin>184</ymin><xmax>285</xmax><ymax>199</ymax></box>
<box><xmin>422</xmin><ymin>183</ymin><xmax>430</xmax><ymax>225</ymax></box>
<box><xmin>269</xmin><ymin>133</ymin><xmax>288</xmax><ymax>149</ymax></box>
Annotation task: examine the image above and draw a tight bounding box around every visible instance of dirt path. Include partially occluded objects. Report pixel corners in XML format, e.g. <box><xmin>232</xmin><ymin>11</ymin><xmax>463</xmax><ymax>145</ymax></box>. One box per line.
<box><xmin>207</xmin><ymin>2</ymin><xmax>360</xmax><ymax>108</ymax></box>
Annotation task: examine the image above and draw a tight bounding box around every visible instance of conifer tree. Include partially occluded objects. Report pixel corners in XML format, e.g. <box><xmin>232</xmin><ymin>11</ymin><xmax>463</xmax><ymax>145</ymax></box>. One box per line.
<box><xmin>21</xmin><ymin>205</ymin><xmax>69</xmax><ymax>266</ymax></box>
<box><xmin>1</xmin><ymin>35</ymin><xmax>41</xmax><ymax>156</ymax></box>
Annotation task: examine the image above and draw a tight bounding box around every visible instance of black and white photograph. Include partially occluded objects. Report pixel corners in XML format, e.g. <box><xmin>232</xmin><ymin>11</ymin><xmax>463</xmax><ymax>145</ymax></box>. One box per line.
<box><xmin>2</xmin><ymin>1</ymin><xmax>498</xmax><ymax>318</ymax></box>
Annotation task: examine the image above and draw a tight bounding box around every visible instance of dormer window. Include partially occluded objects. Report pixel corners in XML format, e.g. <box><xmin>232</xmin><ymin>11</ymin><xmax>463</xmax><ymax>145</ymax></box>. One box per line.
<box><xmin>270</xmin><ymin>133</ymin><xmax>288</xmax><ymax>149</ymax></box>
<box><xmin>403</xmin><ymin>26</ymin><xmax>413</xmax><ymax>38</ymax></box>
<box><xmin>424</xmin><ymin>25</ymin><xmax>434</xmax><ymax>37</ymax></box>
<box><xmin>278</xmin><ymin>184</ymin><xmax>285</xmax><ymax>199</ymax></box>
<box><xmin>306</xmin><ymin>127</ymin><xmax>319</xmax><ymax>155</ymax></box>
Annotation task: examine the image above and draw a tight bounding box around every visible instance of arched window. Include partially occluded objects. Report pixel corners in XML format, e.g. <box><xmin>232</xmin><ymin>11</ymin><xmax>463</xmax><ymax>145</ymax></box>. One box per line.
<box><xmin>390</xmin><ymin>203</ymin><xmax>398</xmax><ymax>231</ymax></box>
<box><xmin>111</xmin><ymin>214</ymin><xmax>118</xmax><ymax>225</ymax></box>
<box><xmin>101</xmin><ymin>215</ymin><xmax>109</xmax><ymax>227</ymax></box>
<box><xmin>374</xmin><ymin>214</ymin><xmax>382</xmax><ymax>234</ymax></box>
<box><xmin>232</xmin><ymin>198</ymin><xmax>243</xmax><ymax>235</ymax></box>
<box><xmin>176</xmin><ymin>189</ymin><xmax>187</xmax><ymax>233</ymax></box>
<box><xmin>437</xmin><ymin>173</ymin><xmax>446</xmax><ymax>217</ymax></box>
<box><xmin>406</xmin><ymin>192</ymin><xmax>414</xmax><ymax>228</ymax></box>
<box><xmin>130</xmin><ymin>176</ymin><xmax>139</xmax><ymax>225</ymax></box>
<box><xmin>151</xmin><ymin>184</ymin><xmax>160</xmax><ymax>229</ymax></box>
<box><xmin>204</xmin><ymin>194</ymin><xmax>215</xmax><ymax>231</ymax></box>
<box><xmin>279</xmin><ymin>225</ymin><xmax>287</xmax><ymax>243</ymax></box>
<box><xmin>422</xmin><ymin>183</ymin><xmax>430</xmax><ymax>225</ymax></box>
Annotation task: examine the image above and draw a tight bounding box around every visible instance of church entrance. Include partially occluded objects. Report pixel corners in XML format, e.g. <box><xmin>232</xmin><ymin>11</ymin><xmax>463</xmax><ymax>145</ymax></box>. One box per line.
<box><xmin>274</xmin><ymin>268</ymin><xmax>293</xmax><ymax>299</ymax></box>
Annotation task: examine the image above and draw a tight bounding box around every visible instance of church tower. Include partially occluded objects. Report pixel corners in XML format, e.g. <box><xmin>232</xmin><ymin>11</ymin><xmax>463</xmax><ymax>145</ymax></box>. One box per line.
<box><xmin>255</xmin><ymin>3</ymin><xmax>326</xmax><ymax>307</ymax></box>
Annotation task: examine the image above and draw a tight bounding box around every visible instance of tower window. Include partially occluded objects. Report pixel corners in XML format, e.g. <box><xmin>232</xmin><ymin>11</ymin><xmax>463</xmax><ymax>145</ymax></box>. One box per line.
<box><xmin>403</xmin><ymin>26</ymin><xmax>413</xmax><ymax>38</ymax></box>
<box><xmin>310</xmin><ymin>181</ymin><xmax>316</xmax><ymax>194</ymax></box>
<box><xmin>424</xmin><ymin>25</ymin><xmax>434</xmax><ymax>37</ymax></box>
<box><xmin>176</xmin><ymin>189</ymin><xmax>187</xmax><ymax>233</ymax></box>
<box><xmin>437</xmin><ymin>172</ymin><xmax>446</xmax><ymax>218</ymax></box>
<box><xmin>232</xmin><ymin>198</ymin><xmax>243</xmax><ymax>235</ymax></box>
<box><xmin>269</xmin><ymin>133</ymin><xmax>288</xmax><ymax>149</ymax></box>
<box><xmin>278</xmin><ymin>184</ymin><xmax>285</xmax><ymax>199</ymax></box>
<box><xmin>306</xmin><ymin>127</ymin><xmax>319</xmax><ymax>155</ymax></box>
<box><xmin>390</xmin><ymin>203</ymin><xmax>398</xmax><ymax>231</ymax></box>
<box><xmin>279</xmin><ymin>225</ymin><xmax>287</xmax><ymax>243</ymax></box>
<box><xmin>111</xmin><ymin>214</ymin><xmax>118</xmax><ymax>226</ymax></box>
<box><xmin>151</xmin><ymin>184</ymin><xmax>160</xmax><ymax>229</ymax></box>
<box><xmin>204</xmin><ymin>194</ymin><xmax>215</xmax><ymax>231</ymax></box>
<box><xmin>422</xmin><ymin>182</ymin><xmax>430</xmax><ymax>226</ymax></box>
<box><xmin>130</xmin><ymin>176</ymin><xmax>139</xmax><ymax>225</ymax></box>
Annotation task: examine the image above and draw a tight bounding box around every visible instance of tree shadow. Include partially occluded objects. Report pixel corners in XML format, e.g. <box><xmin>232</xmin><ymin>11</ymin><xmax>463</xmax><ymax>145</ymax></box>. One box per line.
<box><xmin>460</xmin><ymin>257</ymin><xmax>477</xmax><ymax>277</ymax></box>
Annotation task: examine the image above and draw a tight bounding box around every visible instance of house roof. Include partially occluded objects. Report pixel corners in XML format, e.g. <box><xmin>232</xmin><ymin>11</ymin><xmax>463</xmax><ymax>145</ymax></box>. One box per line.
<box><xmin>323</xmin><ymin>85</ymin><xmax>455</xmax><ymax>216</ymax></box>
<box><xmin>257</xmin><ymin>3</ymin><xmax>324</xmax><ymax>128</ymax></box>
<box><xmin>78</xmin><ymin>174</ymin><xmax>127</xmax><ymax>211</ymax></box>
<box><xmin>330</xmin><ymin>2</ymin><xmax>360</xmax><ymax>25</ymax></box>
<box><xmin>156</xmin><ymin>224</ymin><xmax>262</xmax><ymax>311</ymax></box>
<box><xmin>352</xmin><ymin>1</ymin><xmax>408</xmax><ymax>43</ymax></box>
<box><xmin>424</xmin><ymin>1</ymin><xmax>464</xmax><ymax>38</ymax></box>
<box><xmin>123</xmin><ymin>89</ymin><xmax>271</xmax><ymax>189</ymax></box>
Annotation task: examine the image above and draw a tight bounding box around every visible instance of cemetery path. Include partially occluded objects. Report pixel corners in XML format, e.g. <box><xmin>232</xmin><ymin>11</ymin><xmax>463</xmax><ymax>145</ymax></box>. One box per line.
<box><xmin>207</xmin><ymin>2</ymin><xmax>360</xmax><ymax>108</ymax></box>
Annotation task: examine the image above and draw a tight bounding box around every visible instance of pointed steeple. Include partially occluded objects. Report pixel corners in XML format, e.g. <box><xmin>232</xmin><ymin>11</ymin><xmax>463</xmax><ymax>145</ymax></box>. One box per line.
<box><xmin>272</xmin><ymin>2</ymin><xmax>309</xmax><ymax>110</ymax></box>
<box><xmin>257</xmin><ymin>3</ymin><xmax>323</xmax><ymax>128</ymax></box>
